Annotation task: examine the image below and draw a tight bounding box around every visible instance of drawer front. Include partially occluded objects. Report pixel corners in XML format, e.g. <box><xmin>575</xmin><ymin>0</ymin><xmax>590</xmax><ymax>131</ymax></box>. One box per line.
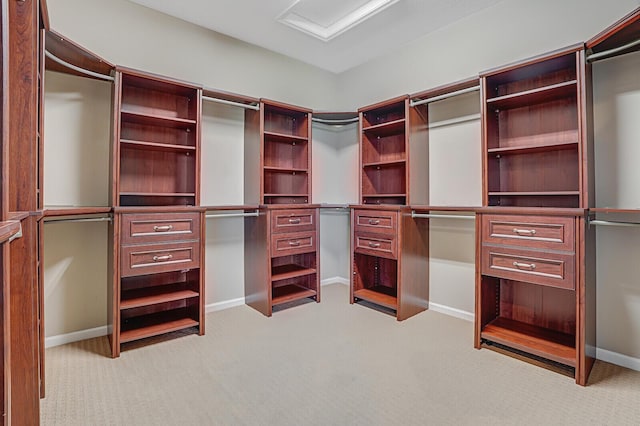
<box><xmin>121</xmin><ymin>243</ymin><xmax>200</xmax><ymax>277</ymax></box>
<box><xmin>121</xmin><ymin>213</ymin><xmax>201</xmax><ymax>245</ymax></box>
<box><xmin>271</xmin><ymin>231</ymin><xmax>316</xmax><ymax>257</ymax></box>
<box><xmin>354</xmin><ymin>233</ymin><xmax>397</xmax><ymax>260</ymax></box>
<box><xmin>481</xmin><ymin>245</ymin><xmax>575</xmax><ymax>290</ymax></box>
<box><xmin>354</xmin><ymin>210</ymin><xmax>397</xmax><ymax>236</ymax></box>
<box><xmin>271</xmin><ymin>209</ymin><xmax>316</xmax><ymax>234</ymax></box>
<box><xmin>482</xmin><ymin>214</ymin><xmax>575</xmax><ymax>251</ymax></box>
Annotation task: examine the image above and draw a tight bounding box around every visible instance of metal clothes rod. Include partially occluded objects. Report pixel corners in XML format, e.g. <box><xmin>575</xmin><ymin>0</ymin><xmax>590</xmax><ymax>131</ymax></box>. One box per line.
<box><xmin>201</xmin><ymin>95</ymin><xmax>260</xmax><ymax>111</ymax></box>
<box><xmin>45</xmin><ymin>50</ymin><xmax>115</xmax><ymax>82</ymax></box>
<box><xmin>586</xmin><ymin>38</ymin><xmax>640</xmax><ymax>63</ymax></box>
<box><xmin>206</xmin><ymin>211</ymin><xmax>260</xmax><ymax>219</ymax></box>
<box><xmin>410</xmin><ymin>85</ymin><xmax>480</xmax><ymax>107</ymax></box>
<box><xmin>312</xmin><ymin>117</ymin><xmax>359</xmax><ymax>125</ymax></box>
<box><xmin>411</xmin><ymin>212</ymin><xmax>475</xmax><ymax>220</ymax></box>
<box><xmin>44</xmin><ymin>216</ymin><xmax>112</xmax><ymax>224</ymax></box>
<box><xmin>590</xmin><ymin>219</ymin><xmax>640</xmax><ymax>228</ymax></box>
<box><xmin>428</xmin><ymin>114</ymin><xmax>480</xmax><ymax>130</ymax></box>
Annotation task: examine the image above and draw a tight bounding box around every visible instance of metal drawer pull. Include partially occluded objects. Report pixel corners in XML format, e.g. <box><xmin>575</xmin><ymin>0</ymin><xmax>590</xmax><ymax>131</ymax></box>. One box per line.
<box><xmin>288</xmin><ymin>241</ymin><xmax>301</xmax><ymax>246</ymax></box>
<box><xmin>368</xmin><ymin>242</ymin><xmax>381</xmax><ymax>248</ymax></box>
<box><xmin>368</xmin><ymin>219</ymin><xmax>380</xmax><ymax>225</ymax></box>
<box><xmin>288</xmin><ymin>218</ymin><xmax>301</xmax><ymax>224</ymax></box>
<box><xmin>513</xmin><ymin>261</ymin><xmax>536</xmax><ymax>270</ymax></box>
<box><xmin>513</xmin><ymin>228</ymin><xmax>536</xmax><ymax>236</ymax></box>
<box><xmin>152</xmin><ymin>254</ymin><xmax>173</xmax><ymax>262</ymax></box>
<box><xmin>153</xmin><ymin>225</ymin><xmax>174</xmax><ymax>232</ymax></box>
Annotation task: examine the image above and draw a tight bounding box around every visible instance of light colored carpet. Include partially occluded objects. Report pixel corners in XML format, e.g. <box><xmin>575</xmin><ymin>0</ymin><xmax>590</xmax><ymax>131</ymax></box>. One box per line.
<box><xmin>41</xmin><ymin>284</ymin><xmax>640</xmax><ymax>425</ymax></box>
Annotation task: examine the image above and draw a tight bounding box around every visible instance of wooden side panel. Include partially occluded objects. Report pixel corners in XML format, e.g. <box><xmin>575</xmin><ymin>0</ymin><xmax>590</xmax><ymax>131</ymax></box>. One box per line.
<box><xmin>577</xmin><ymin>216</ymin><xmax>596</xmax><ymax>385</ymax></box>
<box><xmin>408</xmin><ymin>102</ymin><xmax>429</xmax><ymax>205</ymax></box>
<box><xmin>1</xmin><ymin>0</ymin><xmax>10</xmax><ymax>417</ymax></box>
<box><xmin>244</xmin><ymin>108</ymin><xmax>261</xmax><ymax>204</ymax></box>
<box><xmin>397</xmin><ymin>209</ymin><xmax>429</xmax><ymax>321</ymax></box>
<box><xmin>244</xmin><ymin>208</ymin><xmax>270</xmax><ymax>315</ymax></box>
<box><xmin>108</xmin><ymin>213</ymin><xmax>119</xmax><ymax>358</ymax></box>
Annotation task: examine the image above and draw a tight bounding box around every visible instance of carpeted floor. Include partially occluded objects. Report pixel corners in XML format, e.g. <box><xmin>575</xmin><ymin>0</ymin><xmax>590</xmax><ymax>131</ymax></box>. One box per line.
<box><xmin>41</xmin><ymin>284</ymin><xmax>640</xmax><ymax>425</ymax></box>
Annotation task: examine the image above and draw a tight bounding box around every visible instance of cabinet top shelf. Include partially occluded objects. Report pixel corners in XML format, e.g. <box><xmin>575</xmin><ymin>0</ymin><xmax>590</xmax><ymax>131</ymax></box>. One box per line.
<box><xmin>486</xmin><ymin>80</ymin><xmax>577</xmax><ymax>110</ymax></box>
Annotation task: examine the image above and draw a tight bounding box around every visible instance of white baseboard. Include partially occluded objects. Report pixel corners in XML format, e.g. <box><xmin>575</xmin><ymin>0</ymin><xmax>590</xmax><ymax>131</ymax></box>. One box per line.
<box><xmin>45</xmin><ymin>325</ymin><xmax>108</xmax><ymax>348</ymax></box>
<box><xmin>205</xmin><ymin>296</ymin><xmax>246</xmax><ymax>314</ymax></box>
<box><xmin>596</xmin><ymin>347</ymin><xmax>640</xmax><ymax>372</ymax></box>
<box><xmin>428</xmin><ymin>302</ymin><xmax>474</xmax><ymax>322</ymax></box>
<box><xmin>321</xmin><ymin>276</ymin><xmax>349</xmax><ymax>286</ymax></box>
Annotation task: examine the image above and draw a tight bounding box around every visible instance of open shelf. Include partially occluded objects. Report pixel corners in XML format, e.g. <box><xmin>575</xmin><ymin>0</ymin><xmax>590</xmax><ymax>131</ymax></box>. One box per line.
<box><xmin>120</xmin><ymin>192</ymin><xmax>196</xmax><ymax>198</ymax></box>
<box><xmin>362</xmin><ymin>118</ymin><xmax>406</xmax><ymax>136</ymax></box>
<box><xmin>263</xmin><ymin>131</ymin><xmax>308</xmax><ymax>144</ymax></box>
<box><xmin>120</xmin><ymin>139</ymin><xmax>196</xmax><ymax>153</ymax></box>
<box><xmin>120</xmin><ymin>310</ymin><xmax>199</xmax><ymax>343</ymax></box>
<box><xmin>362</xmin><ymin>159</ymin><xmax>406</xmax><ymax>168</ymax></box>
<box><xmin>488</xmin><ymin>191</ymin><xmax>580</xmax><ymax>197</ymax></box>
<box><xmin>481</xmin><ymin>317</ymin><xmax>576</xmax><ymax>366</ymax></box>
<box><xmin>272</xmin><ymin>284</ymin><xmax>317</xmax><ymax>306</ymax></box>
<box><xmin>488</xmin><ymin>141</ymin><xmax>578</xmax><ymax>156</ymax></box>
<box><xmin>121</xmin><ymin>287</ymin><xmax>199</xmax><ymax>310</ymax></box>
<box><xmin>271</xmin><ymin>264</ymin><xmax>317</xmax><ymax>282</ymax></box>
<box><xmin>121</xmin><ymin>110</ymin><xmax>196</xmax><ymax>129</ymax></box>
<box><xmin>486</xmin><ymin>80</ymin><xmax>577</xmax><ymax>110</ymax></box>
<box><xmin>353</xmin><ymin>287</ymin><xmax>397</xmax><ymax>310</ymax></box>
<box><xmin>263</xmin><ymin>167</ymin><xmax>308</xmax><ymax>174</ymax></box>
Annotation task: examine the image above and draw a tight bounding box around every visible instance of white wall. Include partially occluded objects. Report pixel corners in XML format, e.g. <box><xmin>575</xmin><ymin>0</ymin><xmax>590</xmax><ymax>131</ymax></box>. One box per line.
<box><xmin>46</xmin><ymin>0</ymin><xmax>339</xmax><ymax>110</ymax></box>
<box><xmin>336</xmin><ymin>0</ymin><xmax>639</xmax><ymax>109</ymax></box>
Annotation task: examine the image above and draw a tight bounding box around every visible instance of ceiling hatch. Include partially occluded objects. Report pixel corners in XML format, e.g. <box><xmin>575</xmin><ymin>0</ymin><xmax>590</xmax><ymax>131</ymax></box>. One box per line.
<box><xmin>277</xmin><ymin>0</ymin><xmax>401</xmax><ymax>42</ymax></box>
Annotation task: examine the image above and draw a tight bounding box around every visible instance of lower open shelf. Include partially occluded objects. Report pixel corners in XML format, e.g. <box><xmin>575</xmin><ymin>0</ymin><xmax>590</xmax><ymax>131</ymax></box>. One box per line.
<box><xmin>271</xmin><ymin>264</ymin><xmax>316</xmax><ymax>282</ymax></box>
<box><xmin>481</xmin><ymin>317</ymin><xmax>576</xmax><ymax>366</ymax></box>
<box><xmin>272</xmin><ymin>284</ymin><xmax>316</xmax><ymax>306</ymax></box>
<box><xmin>353</xmin><ymin>287</ymin><xmax>397</xmax><ymax>310</ymax></box>
<box><xmin>120</xmin><ymin>309</ymin><xmax>199</xmax><ymax>343</ymax></box>
<box><xmin>121</xmin><ymin>286</ymin><xmax>199</xmax><ymax>310</ymax></box>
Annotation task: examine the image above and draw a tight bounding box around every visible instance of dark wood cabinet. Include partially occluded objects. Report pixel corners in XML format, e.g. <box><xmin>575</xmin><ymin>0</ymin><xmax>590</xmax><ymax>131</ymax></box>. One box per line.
<box><xmin>110</xmin><ymin>68</ymin><xmax>204</xmax><ymax>357</ymax></box>
<box><xmin>476</xmin><ymin>45</ymin><xmax>595</xmax><ymax>385</ymax></box>
<box><xmin>245</xmin><ymin>206</ymin><xmax>320</xmax><ymax>316</ymax></box>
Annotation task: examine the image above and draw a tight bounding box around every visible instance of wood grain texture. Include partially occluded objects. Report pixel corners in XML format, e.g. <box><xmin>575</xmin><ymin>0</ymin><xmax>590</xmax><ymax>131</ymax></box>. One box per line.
<box><xmin>44</xmin><ymin>29</ymin><xmax>113</xmax><ymax>78</ymax></box>
<box><xmin>244</xmin><ymin>208</ymin><xmax>270</xmax><ymax>316</ymax></box>
<box><xmin>586</xmin><ymin>7</ymin><xmax>640</xmax><ymax>52</ymax></box>
<box><xmin>397</xmin><ymin>207</ymin><xmax>429</xmax><ymax>321</ymax></box>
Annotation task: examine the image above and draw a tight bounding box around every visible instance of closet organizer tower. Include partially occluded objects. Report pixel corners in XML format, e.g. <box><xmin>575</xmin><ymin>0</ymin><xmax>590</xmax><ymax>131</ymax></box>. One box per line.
<box><xmin>474</xmin><ymin>45</ymin><xmax>596</xmax><ymax>385</ymax></box>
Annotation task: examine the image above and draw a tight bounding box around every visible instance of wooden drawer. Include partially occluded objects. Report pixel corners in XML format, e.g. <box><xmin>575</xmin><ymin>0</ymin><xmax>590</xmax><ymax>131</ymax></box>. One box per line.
<box><xmin>354</xmin><ymin>209</ymin><xmax>397</xmax><ymax>236</ymax></box>
<box><xmin>121</xmin><ymin>242</ymin><xmax>200</xmax><ymax>277</ymax></box>
<box><xmin>270</xmin><ymin>209</ymin><xmax>316</xmax><ymax>234</ymax></box>
<box><xmin>482</xmin><ymin>214</ymin><xmax>575</xmax><ymax>251</ymax></box>
<box><xmin>354</xmin><ymin>232</ymin><xmax>397</xmax><ymax>260</ymax></box>
<box><xmin>271</xmin><ymin>231</ymin><xmax>316</xmax><ymax>257</ymax></box>
<box><xmin>121</xmin><ymin>212</ymin><xmax>201</xmax><ymax>245</ymax></box>
<box><xmin>481</xmin><ymin>245</ymin><xmax>575</xmax><ymax>290</ymax></box>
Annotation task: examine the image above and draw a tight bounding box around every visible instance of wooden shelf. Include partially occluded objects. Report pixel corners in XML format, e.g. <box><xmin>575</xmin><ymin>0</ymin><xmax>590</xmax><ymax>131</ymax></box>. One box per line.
<box><xmin>481</xmin><ymin>317</ymin><xmax>576</xmax><ymax>366</ymax></box>
<box><xmin>362</xmin><ymin>159</ymin><xmax>406</xmax><ymax>168</ymax></box>
<box><xmin>353</xmin><ymin>287</ymin><xmax>397</xmax><ymax>310</ymax></box>
<box><xmin>43</xmin><ymin>206</ymin><xmax>112</xmax><ymax>217</ymax></box>
<box><xmin>488</xmin><ymin>191</ymin><xmax>579</xmax><ymax>197</ymax></box>
<box><xmin>486</xmin><ymin>80</ymin><xmax>577</xmax><ymax>110</ymax></box>
<box><xmin>121</xmin><ymin>288</ymin><xmax>199</xmax><ymax>310</ymax></box>
<box><xmin>121</xmin><ymin>110</ymin><xmax>196</xmax><ymax>129</ymax></box>
<box><xmin>120</xmin><ymin>192</ymin><xmax>196</xmax><ymax>197</ymax></box>
<box><xmin>121</xmin><ymin>139</ymin><xmax>196</xmax><ymax>153</ymax></box>
<box><xmin>362</xmin><ymin>193</ymin><xmax>407</xmax><ymax>198</ymax></box>
<box><xmin>264</xmin><ymin>193</ymin><xmax>309</xmax><ymax>197</ymax></box>
<box><xmin>591</xmin><ymin>207</ymin><xmax>640</xmax><ymax>214</ymax></box>
<box><xmin>0</xmin><ymin>221</ymin><xmax>22</xmax><ymax>245</ymax></box>
<box><xmin>488</xmin><ymin>141</ymin><xmax>578</xmax><ymax>156</ymax></box>
<box><xmin>271</xmin><ymin>264</ymin><xmax>316</xmax><ymax>282</ymax></box>
<box><xmin>271</xmin><ymin>284</ymin><xmax>316</xmax><ymax>306</ymax></box>
<box><xmin>263</xmin><ymin>131</ymin><xmax>308</xmax><ymax>144</ymax></box>
<box><xmin>120</xmin><ymin>312</ymin><xmax>198</xmax><ymax>343</ymax></box>
<box><xmin>263</xmin><ymin>166</ymin><xmax>308</xmax><ymax>174</ymax></box>
<box><xmin>362</xmin><ymin>118</ymin><xmax>406</xmax><ymax>136</ymax></box>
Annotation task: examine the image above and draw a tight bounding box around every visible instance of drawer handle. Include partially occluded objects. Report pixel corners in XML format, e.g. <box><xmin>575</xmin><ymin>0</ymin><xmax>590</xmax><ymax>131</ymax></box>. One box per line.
<box><xmin>288</xmin><ymin>218</ymin><xmax>301</xmax><ymax>224</ymax></box>
<box><xmin>153</xmin><ymin>225</ymin><xmax>174</xmax><ymax>232</ymax></box>
<box><xmin>513</xmin><ymin>261</ymin><xmax>536</xmax><ymax>270</ymax></box>
<box><xmin>368</xmin><ymin>219</ymin><xmax>380</xmax><ymax>225</ymax></box>
<box><xmin>368</xmin><ymin>242</ymin><xmax>381</xmax><ymax>248</ymax></box>
<box><xmin>152</xmin><ymin>254</ymin><xmax>173</xmax><ymax>262</ymax></box>
<box><xmin>513</xmin><ymin>228</ymin><xmax>536</xmax><ymax>236</ymax></box>
<box><xmin>288</xmin><ymin>241</ymin><xmax>301</xmax><ymax>246</ymax></box>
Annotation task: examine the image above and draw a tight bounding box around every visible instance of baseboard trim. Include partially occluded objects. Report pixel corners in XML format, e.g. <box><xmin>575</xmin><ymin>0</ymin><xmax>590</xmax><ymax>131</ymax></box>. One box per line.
<box><xmin>596</xmin><ymin>347</ymin><xmax>640</xmax><ymax>372</ymax></box>
<box><xmin>205</xmin><ymin>297</ymin><xmax>246</xmax><ymax>314</ymax></box>
<box><xmin>45</xmin><ymin>326</ymin><xmax>108</xmax><ymax>349</ymax></box>
<box><xmin>428</xmin><ymin>302</ymin><xmax>474</xmax><ymax>322</ymax></box>
<box><xmin>321</xmin><ymin>277</ymin><xmax>349</xmax><ymax>286</ymax></box>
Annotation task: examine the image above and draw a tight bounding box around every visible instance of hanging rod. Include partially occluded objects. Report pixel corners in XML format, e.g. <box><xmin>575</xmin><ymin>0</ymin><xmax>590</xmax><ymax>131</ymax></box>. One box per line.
<box><xmin>411</xmin><ymin>212</ymin><xmax>475</xmax><ymax>220</ymax></box>
<box><xmin>205</xmin><ymin>210</ymin><xmax>260</xmax><ymax>219</ymax></box>
<box><xmin>410</xmin><ymin>85</ymin><xmax>480</xmax><ymax>107</ymax></box>
<box><xmin>587</xmin><ymin>38</ymin><xmax>640</xmax><ymax>63</ymax></box>
<box><xmin>589</xmin><ymin>219</ymin><xmax>640</xmax><ymax>228</ymax></box>
<box><xmin>44</xmin><ymin>216</ymin><xmax>112</xmax><ymax>224</ymax></box>
<box><xmin>44</xmin><ymin>50</ymin><xmax>114</xmax><ymax>82</ymax></box>
<box><xmin>201</xmin><ymin>96</ymin><xmax>260</xmax><ymax>111</ymax></box>
<box><xmin>428</xmin><ymin>114</ymin><xmax>481</xmax><ymax>130</ymax></box>
<box><xmin>312</xmin><ymin>117</ymin><xmax>359</xmax><ymax>125</ymax></box>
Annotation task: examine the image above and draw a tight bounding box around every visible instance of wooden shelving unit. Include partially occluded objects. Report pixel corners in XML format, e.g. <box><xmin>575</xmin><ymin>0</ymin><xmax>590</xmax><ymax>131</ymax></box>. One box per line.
<box><xmin>476</xmin><ymin>45</ymin><xmax>595</xmax><ymax>385</ymax></box>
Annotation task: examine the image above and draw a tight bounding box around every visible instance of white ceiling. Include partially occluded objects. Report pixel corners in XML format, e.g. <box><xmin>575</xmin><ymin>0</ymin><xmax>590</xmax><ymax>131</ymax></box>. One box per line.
<box><xmin>127</xmin><ymin>0</ymin><xmax>503</xmax><ymax>74</ymax></box>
